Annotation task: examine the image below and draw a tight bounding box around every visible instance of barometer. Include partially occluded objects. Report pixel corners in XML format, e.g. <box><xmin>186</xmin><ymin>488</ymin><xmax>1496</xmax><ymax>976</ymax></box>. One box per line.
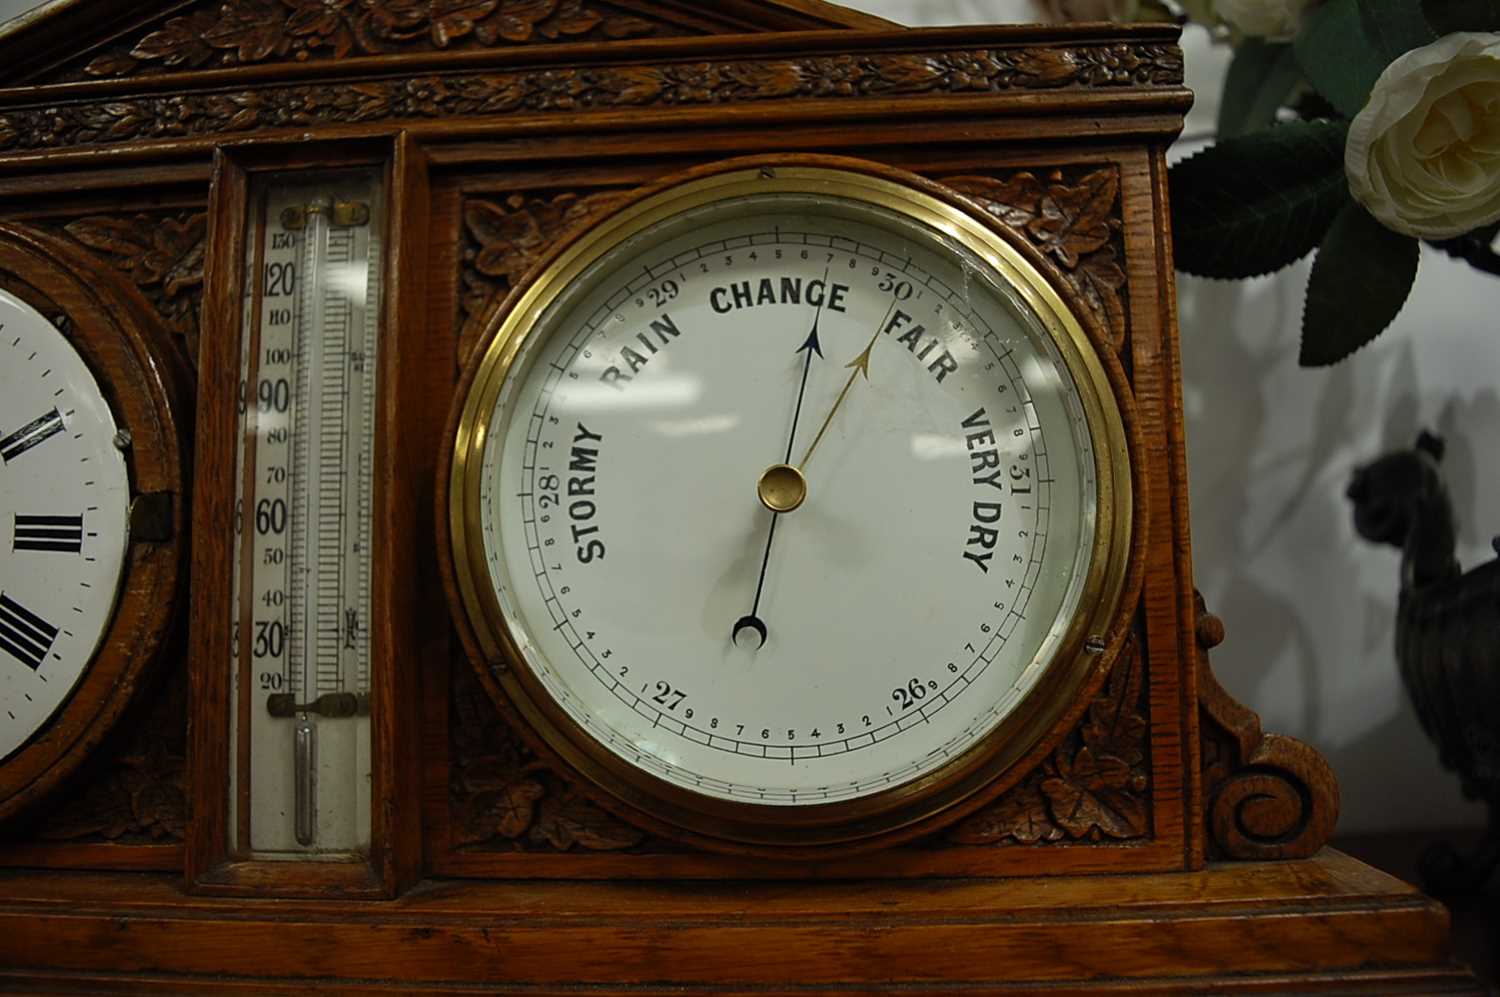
<box><xmin>448</xmin><ymin>161</ymin><xmax>1134</xmax><ymax>850</ymax></box>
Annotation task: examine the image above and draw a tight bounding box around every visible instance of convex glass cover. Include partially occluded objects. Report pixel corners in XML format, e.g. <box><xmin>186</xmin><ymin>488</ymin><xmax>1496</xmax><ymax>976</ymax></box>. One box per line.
<box><xmin>449</xmin><ymin>163</ymin><xmax>1132</xmax><ymax>847</ymax></box>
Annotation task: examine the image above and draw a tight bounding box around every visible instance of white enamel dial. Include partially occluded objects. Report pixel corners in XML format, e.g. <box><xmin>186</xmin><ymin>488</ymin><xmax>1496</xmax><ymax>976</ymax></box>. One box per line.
<box><xmin>455</xmin><ymin>168</ymin><xmax>1128</xmax><ymax>831</ymax></box>
<box><xmin>0</xmin><ymin>289</ymin><xmax>129</xmax><ymax>761</ymax></box>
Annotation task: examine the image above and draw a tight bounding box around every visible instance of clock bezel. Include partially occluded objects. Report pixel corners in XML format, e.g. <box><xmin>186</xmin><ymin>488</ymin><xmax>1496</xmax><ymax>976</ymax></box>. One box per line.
<box><xmin>444</xmin><ymin>156</ymin><xmax>1143</xmax><ymax>855</ymax></box>
<box><xmin>0</xmin><ymin>224</ymin><xmax>185</xmax><ymax>823</ymax></box>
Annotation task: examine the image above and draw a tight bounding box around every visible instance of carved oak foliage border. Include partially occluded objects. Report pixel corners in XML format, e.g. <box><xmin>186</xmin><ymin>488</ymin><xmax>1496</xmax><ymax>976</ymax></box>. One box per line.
<box><xmin>9</xmin><ymin>665</ymin><xmax>189</xmax><ymax>845</ymax></box>
<box><xmin>77</xmin><ymin>0</ymin><xmax>666</xmax><ymax>81</ymax></box>
<box><xmin>0</xmin><ymin>45</ymin><xmax>1182</xmax><ymax>154</ymax></box>
<box><xmin>943</xmin><ymin>167</ymin><xmax>1129</xmax><ymax>357</ymax></box>
<box><xmin>54</xmin><ymin>211</ymin><xmax>207</xmax><ymax>367</ymax></box>
<box><xmin>450</xmin><ymin>661</ymin><xmax>649</xmax><ymax>853</ymax></box>
<box><xmin>450</xmin><ymin>165</ymin><xmax>1145</xmax><ymax>855</ymax></box>
<box><xmin>943</xmin><ymin>625</ymin><xmax>1150</xmax><ymax>847</ymax></box>
<box><xmin>458</xmin><ymin>188</ymin><xmax>631</xmax><ymax>365</ymax></box>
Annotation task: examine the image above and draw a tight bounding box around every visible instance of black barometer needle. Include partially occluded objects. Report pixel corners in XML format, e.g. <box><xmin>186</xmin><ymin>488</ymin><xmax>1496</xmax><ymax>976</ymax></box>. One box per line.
<box><xmin>732</xmin><ymin>270</ymin><xmax>829</xmax><ymax>649</ymax></box>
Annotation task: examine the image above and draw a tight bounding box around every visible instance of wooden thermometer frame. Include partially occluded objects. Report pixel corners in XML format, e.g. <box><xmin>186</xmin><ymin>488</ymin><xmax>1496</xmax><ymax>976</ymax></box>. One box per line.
<box><xmin>187</xmin><ymin>135</ymin><xmax>430</xmax><ymax>897</ymax></box>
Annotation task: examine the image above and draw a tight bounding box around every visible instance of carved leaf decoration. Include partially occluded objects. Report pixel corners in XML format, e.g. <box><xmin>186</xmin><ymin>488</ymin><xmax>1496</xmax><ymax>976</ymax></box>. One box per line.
<box><xmin>538</xmin><ymin>0</ymin><xmax>601</xmax><ymax>39</ymax></box>
<box><xmin>944</xmin><ymin>168</ymin><xmax>1127</xmax><ymax>353</ymax></box>
<box><xmin>35</xmin><ymin>721</ymin><xmax>188</xmax><ymax>843</ymax></box>
<box><xmin>125</xmin><ymin>743</ymin><xmax>189</xmax><ymax>840</ymax></box>
<box><xmin>478</xmin><ymin>0</ymin><xmax>555</xmax><ymax>44</ymax></box>
<box><xmin>85</xmin><ymin>52</ymin><xmax>141</xmax><ymax>77</ymax></box>
<box><xmin>64</xmin><ymin>216</ymin><xmax>154</xmax><ymax>267</ymax></box>
<box><xmin>130</xmin><ymin>12</ymin><xmax>219</xmax><ymax>68</ymax></box>
<box><xmin>459</xmin><ymin>779</ymin><xmax>545</xmax><ymax>845</ymax></box>
<box><xmin>61</xmin><ymin>212</ymin><xmax>206</xmax><ymax>362</ymax></box>
<box><xmin>459</xmin><ymin>189</ymin><xmax>631</xmax><ymax>329</ymax></box>
<box><xmin>946</xmin><ymin>779</ymin><xmax>1060</xmax><ymax>844</ymax></box>
<box><xmin>593</xmin><ymin>66</ymin><xmax>665</xmax><ymax>105</ymax></box>
<box><xmin>1030</xmin><ymin>170</ymin><xmax>1119</xmax><ymax>269</ymax></box>
<box><xmin>530</xmin><ymin>788</ymin><xmax>645</xmax><ymax>851</ymax></box>
<box><xmin>944</xmin><ymin>626</ymin><xmax>1149</xmax><ymax>848</ymax></box>
<box><xmin>1081</xmin><ymin>630</ymin><xmax>1146</xmax><ymax>768</ymax></box>
<box><xmin>467</xmin><ymin>199</ymin><xmax>545</xmax><ymax>280</ymax></box>
<box><xmin>203</xmin><ymin>1</ymin><xmax>290</xmax><ymax>63</ymax></box>
<box><xmin>872</xmin><ymin>55</ymin><xmax>945</xmax><ymax>94</ymax></box>
<box><xmin>1011</xmin><ymin>48</ymin><xmax>1080</xmax><ymax>87</ymax></box>
<box><xmin>602</xmin><ymin>14</ymin><xmax>654</xmax><ymax>39</ymax></box>
<box><xmin>944</xmin><ymin>174</ymin><xmax>1044</xmax><ymax>232</ymax></box>
<box><xmin>1041</xmin><ymin>746</ymin><xmax>1148</xmax><ymax>839</ymax></box>
<box><xmin>284</xmin><ymin>0</ymin><xmax>358</xmax><ymax>59</ymax></box>
<box><xmin>721</xmin><ymin>61</ymin><xmax>802</xmax><ymax>100</ymax></box>
<box><xmin>431</xmin><ymin>1</ymin><xmax>501</xmax><ymax>48</ymax></box>
<box><xmin>1067</xmin><ymin>247</ymin><xmax>1128</xmax><ymax>353</ymax></box>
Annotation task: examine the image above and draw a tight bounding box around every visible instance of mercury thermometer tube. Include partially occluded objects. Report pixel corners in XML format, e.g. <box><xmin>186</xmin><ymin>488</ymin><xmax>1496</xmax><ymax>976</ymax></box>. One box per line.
<box><xmin>228</xmin><ymin>171</ymin><xmax>381</xmax><ymax>859</ymax></box>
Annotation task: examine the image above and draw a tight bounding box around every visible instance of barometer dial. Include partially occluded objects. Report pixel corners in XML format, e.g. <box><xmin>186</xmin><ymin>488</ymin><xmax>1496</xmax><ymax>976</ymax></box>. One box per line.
<box><xmin>448</xmin><ymin>162</ymin><xmax>1133</xmax><ymax>848</ymax></box>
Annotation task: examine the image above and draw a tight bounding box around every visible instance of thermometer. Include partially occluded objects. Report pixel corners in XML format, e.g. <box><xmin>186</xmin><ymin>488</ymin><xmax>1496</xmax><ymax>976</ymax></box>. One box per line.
<box><xmin>229</xmin><ymin>170</ymin><xmax>382</xmax><ymax>857</ymax></box>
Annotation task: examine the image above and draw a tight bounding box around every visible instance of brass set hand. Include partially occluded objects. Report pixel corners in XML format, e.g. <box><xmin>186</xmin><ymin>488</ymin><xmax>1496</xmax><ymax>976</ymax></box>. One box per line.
<box><xmin>756</xmin><ymin>306</ymin><xmax>888</xmax><ymax>515</ymax></box>
<box><xmin>732</xmin><ymin>292</ymin><xmax>889</xmax><ymax>649</ymax></box>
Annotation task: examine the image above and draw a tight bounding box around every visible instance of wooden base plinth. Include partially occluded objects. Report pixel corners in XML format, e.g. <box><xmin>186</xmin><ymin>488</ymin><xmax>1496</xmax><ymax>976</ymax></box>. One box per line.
<box><xmin>0</xmin><ymin>850</ymin><xmax>1480</xmax><ymax>993</ymax></box>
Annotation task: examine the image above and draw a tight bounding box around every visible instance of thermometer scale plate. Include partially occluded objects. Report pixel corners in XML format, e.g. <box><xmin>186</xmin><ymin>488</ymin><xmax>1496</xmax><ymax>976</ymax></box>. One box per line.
<box><xmin>229</xmin><ymin>170</ymin><xmax>382</xmax><ymax>858</ymax></box>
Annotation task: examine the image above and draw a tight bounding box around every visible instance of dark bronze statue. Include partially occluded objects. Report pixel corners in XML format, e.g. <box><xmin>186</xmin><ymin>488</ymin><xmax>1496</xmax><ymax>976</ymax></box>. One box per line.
<box><xmin>1348</xmin><ymin>431</ymin><xmax>1500</xmax><ymax>893</ymax></box>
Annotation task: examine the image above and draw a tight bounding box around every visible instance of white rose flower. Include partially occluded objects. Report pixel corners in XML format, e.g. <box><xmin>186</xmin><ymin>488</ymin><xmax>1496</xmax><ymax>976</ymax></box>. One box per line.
<box><xmin>1216</xmin><ymin>0</ymin><xmax>1315</xmax><ymax>40</ymax></box>
<box><xmin>1346</xmin><ymin>32</ymin><xmax>1500</xmax><ymax>240</ymax></box>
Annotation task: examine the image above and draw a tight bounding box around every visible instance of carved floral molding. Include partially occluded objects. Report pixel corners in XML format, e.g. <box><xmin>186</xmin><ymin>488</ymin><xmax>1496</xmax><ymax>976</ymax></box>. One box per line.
<box><xmin>945</xmin><ymin>627</ymin><xmax>1150</xmax><ymax>846</ymax></box>
<box><xmin>450</xmin><ymin>664</ymin><xmax>647</xmax><ymax>852</ymax></box>
<box><xmin>59</xmin><ymin>212</ymin><xmax>207</xmax><ymax>365</ymax></box>
<box><xmin>458</xmin><ymin>188</ymin><xmax>629</xmax><ymax>363</ymax></box>
<box><xmin>29</xmin><ymin>667</ymin><xmax>188</xmax><ymax>845</ymax></box>
<box><xmin>79</xmin><ymin>0</ymin><xmax>665</xmax><ymax>80</ymax></box>
<box><xmin>944</xmin><ymin>167</ymin><xmax>1129</xmax><ymax>355</ymax></box>
<box><xmin>0</xmin><ymin>45</ymin><xmax>1182</xmax><ymax>155</ymax></box>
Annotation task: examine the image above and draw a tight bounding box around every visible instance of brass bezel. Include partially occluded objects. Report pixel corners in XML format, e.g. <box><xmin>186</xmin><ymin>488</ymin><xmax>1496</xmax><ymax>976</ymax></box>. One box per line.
<box><xmin>448</xmin><ymin>162</ymin><xmax>1134</xmax><ymax>850</ymax></box>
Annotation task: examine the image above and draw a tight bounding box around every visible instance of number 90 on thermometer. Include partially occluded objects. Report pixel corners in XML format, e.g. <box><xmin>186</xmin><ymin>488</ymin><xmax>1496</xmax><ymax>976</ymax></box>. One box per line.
<box><xmin>229</xmin><ymin>170</ymin><xmax>382</xmax><ymax>859</ymax></box>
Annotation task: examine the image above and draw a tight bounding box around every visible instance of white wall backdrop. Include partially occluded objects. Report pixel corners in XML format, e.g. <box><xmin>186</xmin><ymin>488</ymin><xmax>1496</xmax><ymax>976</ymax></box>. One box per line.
<box><xmin>843</xmin><ymin>0</ymin><xmax>1497</xmax><ymax>834</ymax></box>
<box><xmin>1</xmin><ymin>0</ymin><xmax>1492</xmax><ymax>834</ymax></box>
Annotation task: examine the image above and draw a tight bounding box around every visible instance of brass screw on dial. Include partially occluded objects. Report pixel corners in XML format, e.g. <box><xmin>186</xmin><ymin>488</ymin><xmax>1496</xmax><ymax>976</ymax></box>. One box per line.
<box><xmin>757</xmin><ymin>462</ymin><xmax>807</xmax><ymax>513</ymax></box>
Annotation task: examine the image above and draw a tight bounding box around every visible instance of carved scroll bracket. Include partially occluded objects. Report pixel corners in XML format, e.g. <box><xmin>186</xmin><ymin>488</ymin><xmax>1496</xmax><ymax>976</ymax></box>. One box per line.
<box><xmin>1197</xmin><ymin>592</ymin><xmax>1339</xmax><ymax>861</ymax></box>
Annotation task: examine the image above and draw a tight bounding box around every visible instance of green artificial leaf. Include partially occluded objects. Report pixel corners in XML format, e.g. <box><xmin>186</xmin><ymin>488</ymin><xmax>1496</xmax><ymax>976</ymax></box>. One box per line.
<box><xmin>1218</xmin><ymin>40</ymin><xmax>1302</xmax><ymax>139</ymax></box>
<box><xmin>1296</xmin><ymin>0</ymin><xmax>1435</xmax><ymax>119</ymax></box>
<box><xmin>1361</xmin><ymin>0</ymin><xmax>1438</xmax><ymax>61</ymax></box>
<box><xmin>1423</xmin><ymin>0</ymin><xmax>1500</xmax><ymax>33</ymax></box>
<box><xmin>1170</xmin><ymin>120</ymin><xmax>1351</xmax><ymax>279</ymax></box>
<box><xmin>1300</xmin><ymin>202</ymin><xmax>1419</xmax><ymax>365</ymax></box>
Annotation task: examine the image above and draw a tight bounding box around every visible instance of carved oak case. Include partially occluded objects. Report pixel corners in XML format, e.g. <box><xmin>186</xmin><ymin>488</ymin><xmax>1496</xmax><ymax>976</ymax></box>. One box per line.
<box><xmin>0</xmin><ymin>1</ymin><xmax>1470</xmax><ymax>993</ymax></box>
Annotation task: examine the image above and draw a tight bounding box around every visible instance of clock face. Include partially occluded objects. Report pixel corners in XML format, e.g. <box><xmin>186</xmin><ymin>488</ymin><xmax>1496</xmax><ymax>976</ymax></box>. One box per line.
<box><xmin>450</xmin><ymin>165</ymin><xmax>1130</xmax><ymax>842</ymax></box>
<box><xmin>0</xmin><ymin>289</ymin><xmax>130</xmax><ymax>761</ymax></box>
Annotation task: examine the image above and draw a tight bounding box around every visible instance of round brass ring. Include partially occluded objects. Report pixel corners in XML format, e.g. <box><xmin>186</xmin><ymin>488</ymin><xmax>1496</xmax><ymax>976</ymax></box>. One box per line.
<box><xmin>445</xmin><ymin>157</ymin><xmax>1137</xmax><ymax>855</ymax></box>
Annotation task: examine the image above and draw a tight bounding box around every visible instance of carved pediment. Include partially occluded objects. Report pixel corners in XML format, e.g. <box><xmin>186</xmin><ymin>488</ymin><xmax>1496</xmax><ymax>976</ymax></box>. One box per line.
<box><xmin>0</xmin><ymin>0</ymin><xmax>895</xmax><ymax>86</ymax></box>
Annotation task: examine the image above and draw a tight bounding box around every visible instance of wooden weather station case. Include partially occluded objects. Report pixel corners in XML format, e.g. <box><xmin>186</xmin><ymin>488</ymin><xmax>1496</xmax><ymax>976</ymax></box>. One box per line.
<box><xmin>0</xmin><ymin>1</ymin><xmax>1479</xmax><ymax>992</ymax></box>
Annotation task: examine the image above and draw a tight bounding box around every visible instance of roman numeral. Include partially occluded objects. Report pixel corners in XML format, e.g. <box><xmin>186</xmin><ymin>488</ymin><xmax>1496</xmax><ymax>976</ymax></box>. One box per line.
<box><xmin>14</xmin><ymin>514</ymin><xmax>83</xmax><ymax>554</ymax></box>
<box><xmin>0</xmin><ymin>593</ymin><xmax>58</xmax><ymax>671</ymax></box>
<box><xmin>0</xmin><ymin>408</ymin><xmax>64</xmax><ymax>463</ymax></box>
